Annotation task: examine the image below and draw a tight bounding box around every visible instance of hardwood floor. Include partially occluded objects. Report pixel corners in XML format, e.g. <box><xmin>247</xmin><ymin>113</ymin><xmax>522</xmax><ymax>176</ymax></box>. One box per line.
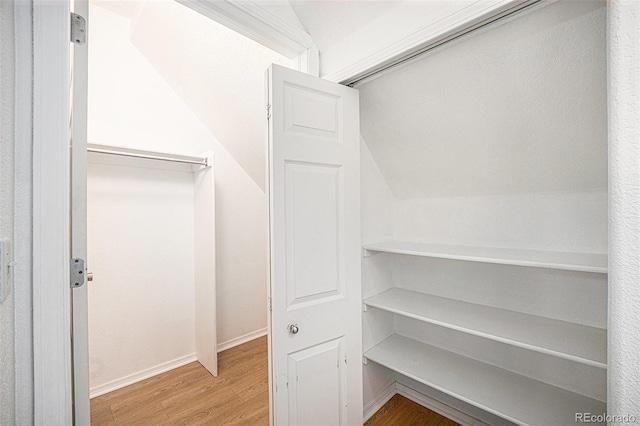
<box><xmin>91</xmin><ymin>336</ymin><xmax>458</xmax><ymax>425</ymax></box>
<box><xmin>365</xmin><ymin>394</ymin><xmax>460</xmax><ymax>426</ymax></box>
<box><xmin>91</xmin><ymin>336</ymin><xmax>269</xmax><ymax>426</ymax></box>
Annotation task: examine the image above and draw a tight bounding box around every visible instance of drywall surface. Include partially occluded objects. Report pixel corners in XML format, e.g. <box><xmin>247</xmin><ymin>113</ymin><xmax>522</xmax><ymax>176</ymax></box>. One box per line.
<box><xmin>394</xmin><ymin>190</ymin><xmax>608</xmax><ymax>253</ymax></box>
<box><xmin>289</xmin><ymin>0</ymin><xmax>479</xmax><ymax>79</ymax></box>
<box><xmin>0</xmin><ymin>2</ymin><xmax>15</xmax><ymax>423</ymax></box>
<box><xmin>360</xmin><ymin>0</ymin><xmax>606</xmax><ymax>200</ymax></box>
<box><xmin>361</xmin><ymin>139</ymin><xmax>394</xmax><ymax>249</ymax></box>
<box><xmin>13</xmin><ymin>2</ymin><xmax>34</xmax><ymax>422</ymax></box>
<box><xmin>608</xmin><ymin>0</ymin><xmax>640</xmax><ymax>420</ymax></box>
<box><xmin>128</xmin><ymin>0</ymin><xmax>291</xmax><ymax>191</ymax></box>
<box><xmin>87</xmin><ymin>161</ymin><xmax>196</xmax><ymax>390</ymax></box>
<box><xmin>360</xmin><ymin>139</ymin><xmax>396</xmax><ymax>411</ymax></box>
<box><xmin>88</xmin><ymin>3</ymin><xmax>272</xmax><ymax>387</ymax></box>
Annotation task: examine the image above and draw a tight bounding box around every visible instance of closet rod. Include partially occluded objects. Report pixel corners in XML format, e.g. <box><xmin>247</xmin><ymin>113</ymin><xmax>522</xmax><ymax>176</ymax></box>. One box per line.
<box><xmin>87</xmin><ymin>144</ymin><xmax>208</xmax><ymax>166</ymax></box>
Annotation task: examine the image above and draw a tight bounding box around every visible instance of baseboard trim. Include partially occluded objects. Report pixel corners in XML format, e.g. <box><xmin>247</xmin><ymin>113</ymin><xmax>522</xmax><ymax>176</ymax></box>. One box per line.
<box><xmin>363</xmin><ymin>381</ymin><xmax>397</xmax><ymax>422</ymax></box>
<box><xmin>217</xmin><ymin>328</ymin><xmax>268</xmax><ymax>353</ymax></box>
<box><xmin>90</xmin><ymin>353</ymin><xmax>197</xmax><ymax>398</ymax></box>
<box><xmin>396</xmin><ymin>383</ymin><xmax>488</xmax><ymax>426</ymax></box>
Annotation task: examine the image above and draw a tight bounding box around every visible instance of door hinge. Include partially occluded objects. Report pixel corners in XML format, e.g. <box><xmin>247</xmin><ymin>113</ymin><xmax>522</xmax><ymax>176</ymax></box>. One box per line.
<box><xmin>268</xmin><ymin>296</ymin><xmax>272</xmax><ymax>312</ymax></box>
<box><xmin>71</xmin><ymin>13</ymin><xmax>87</xmax><ymax>45</ymax></box>
<box><xmin>70</xmin><ymin>258</ymin><xmax>86</xmax><ymax>288</ymax></box>
<box><xmin>266</xmin><ymin>104</ymin><xmax>271</xmax><ymax>119</ymax></box>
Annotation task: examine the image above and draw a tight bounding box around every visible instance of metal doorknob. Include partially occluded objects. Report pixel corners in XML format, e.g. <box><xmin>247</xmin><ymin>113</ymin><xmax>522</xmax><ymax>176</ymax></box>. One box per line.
<box><xmin>288</xmin><ymin>324</ymin><xmax>299</xmax><ymax>335</ymax></box>
<box><xmin>87</xmin><ymin>272</ymin><xmax>93</xmax><ymax>282</ymax></box>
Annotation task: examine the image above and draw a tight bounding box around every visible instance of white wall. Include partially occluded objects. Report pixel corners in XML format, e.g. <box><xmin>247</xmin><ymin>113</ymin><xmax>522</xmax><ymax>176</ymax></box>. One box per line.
<box><xmin>13</xmin><ymin>2</ymin><xmax>34</xmax><ymax>422</ymax></box>
<box><xmin>87</xmin><ymin>2</ymin><xmax>286</xmax><ymax>389</ymax></box>
<box><xmin>358</xmin><ymin>0</ymin><xmax>607</xmax><ymax>254</ymax></box>
<box><xmin>608</xmin><ymin>0</ymin><xmax>640</xmax><ymax>419</ymax></box>
<box><xmin>360</xmin><ymin>139</ymin><xmax>396</xmax><ymax>412</ymax></box>
<box><xmin>360</xmin><ymin>0</ymin><xmax>606</xmax><ymax>201</ymax></box>
<box><xmin>87</xmin><ymin>159</ymin><xmax>196</xmax><ymax>392</ymax></box>
<box><xmin>0</xmin><ymin>2</ymin><xmax>16</xmax><ymax>423</ymax></box>
<box><xmin>393</xmin><ymin>190</ymin><xmax>608</xmax><ymax>253</ymax></box>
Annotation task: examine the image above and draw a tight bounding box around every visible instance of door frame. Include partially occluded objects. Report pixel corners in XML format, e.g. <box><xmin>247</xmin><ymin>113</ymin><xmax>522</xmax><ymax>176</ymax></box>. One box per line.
<box><xmin>32</xmin><ymin>0</ymin><xmax>73</xmax><ymax>423</ymax></box>
<box><xmin>31</xmin><ymin>0</ymin><xmax>638</xmax><ymax>422</ymax></box>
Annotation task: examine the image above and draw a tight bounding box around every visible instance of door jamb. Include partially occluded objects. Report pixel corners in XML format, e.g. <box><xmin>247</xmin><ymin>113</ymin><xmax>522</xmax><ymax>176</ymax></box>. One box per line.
<box><xmin>32</xmin><ymin>0</ymin><xmax>73</xmax><ymax>423</ymax></box>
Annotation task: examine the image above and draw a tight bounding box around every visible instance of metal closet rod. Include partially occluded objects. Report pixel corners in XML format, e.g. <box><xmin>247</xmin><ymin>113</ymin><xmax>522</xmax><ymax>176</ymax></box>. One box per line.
<box><xmin>87</xmin><ymin>144</ymin><xmax>208</xmax><ymax>166</ymax></box>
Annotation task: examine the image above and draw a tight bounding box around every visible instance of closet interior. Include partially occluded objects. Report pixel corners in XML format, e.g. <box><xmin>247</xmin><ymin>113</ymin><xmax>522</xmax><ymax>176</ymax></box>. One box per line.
<box><xmin>85</xmin><ymin>0</ymin><xmax>288</xmax><ymax>401</ymax></box>
<box><xmin>358</xmin><ymin>1</ymin><xmax>607</xmax><ymax>424</ymax></box>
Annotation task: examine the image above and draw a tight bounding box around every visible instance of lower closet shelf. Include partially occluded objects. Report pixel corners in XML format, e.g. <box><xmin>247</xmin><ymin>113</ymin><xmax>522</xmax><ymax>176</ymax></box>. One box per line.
<box><xmin>364</xmin><ymin>288</ymin><xmax>606</xmax><ymax>368</ymax></box>
<box><xmin>364</xmin><ymin>334</ymin><xmax>605</xmax><ymax>426</ymax></box>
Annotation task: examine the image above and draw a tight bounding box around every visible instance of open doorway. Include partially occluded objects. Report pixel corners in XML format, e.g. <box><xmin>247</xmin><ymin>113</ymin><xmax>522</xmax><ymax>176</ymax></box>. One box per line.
<box><xmin>84</xmin><ymin>1</ymin><xmax>291</xmax><ymax>424</ymax></box>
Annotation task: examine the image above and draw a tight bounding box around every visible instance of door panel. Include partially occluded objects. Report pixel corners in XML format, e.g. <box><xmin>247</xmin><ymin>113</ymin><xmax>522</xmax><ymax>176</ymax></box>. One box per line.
<box><xmin>268</xmin><ymin>64</ymin><xmax>361</xmax><ymax>425</ymax></box>
<box><xmin>286</xmin><ymin>162</ymin><xmax>343</xmax><ymax>307</ymax></box>
<box><xmin>288</xmin><ymin>338</ymin><xmax>345</xmax><ymax>426</ymax></box>
<box><xmin>284</xmin><ymin>84</ymin><xmax>342</xmax><ymax>139</ymax></box>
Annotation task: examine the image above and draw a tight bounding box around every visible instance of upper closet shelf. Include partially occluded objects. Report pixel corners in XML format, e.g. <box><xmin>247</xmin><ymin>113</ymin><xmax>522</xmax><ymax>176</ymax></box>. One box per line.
<box><xmin>87</xmin><ymin>143</ymin><xmax>209</xmax><ymax>167</ymax></box>
<box><xmin>362</xmin><ymin>241</ymin><xmax>607</xmax><ymax>274</ymax></box>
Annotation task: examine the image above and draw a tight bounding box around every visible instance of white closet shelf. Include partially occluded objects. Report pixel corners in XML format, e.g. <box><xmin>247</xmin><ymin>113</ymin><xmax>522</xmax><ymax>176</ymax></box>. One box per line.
<box><xmin>364</xmin><ymin>288</ymin><xmax>606</xmax><ymax>368</ymax></box>
<box><xmin>362</xmin><ymin>241</ymin><xmax>607</xmax><ymax>273</ymax></box>
<box><xmin>364</xmin><ymin>334</ymin><xmax>606</xmax><ymax>426</ymax></box>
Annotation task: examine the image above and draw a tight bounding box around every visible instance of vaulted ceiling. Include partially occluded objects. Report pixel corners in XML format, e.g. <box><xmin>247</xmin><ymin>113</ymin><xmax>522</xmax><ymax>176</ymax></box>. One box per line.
<box><xmin>92</xmin><ymin>0</ymin><xmax>291</xmax><ymax>191</ymax></box>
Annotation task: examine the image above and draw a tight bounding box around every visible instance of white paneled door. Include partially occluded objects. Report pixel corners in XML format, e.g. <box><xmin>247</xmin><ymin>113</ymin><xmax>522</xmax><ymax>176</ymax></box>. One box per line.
<box><xmin>267</xmin><ymin>64</ymin><xmax>362</xmax><ymax>425</ymax></box>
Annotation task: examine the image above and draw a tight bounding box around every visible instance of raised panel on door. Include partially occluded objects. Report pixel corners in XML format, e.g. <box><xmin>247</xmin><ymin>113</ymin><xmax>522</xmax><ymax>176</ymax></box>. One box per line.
<box><xmin>287</xmin><ymin>338</ymin><xmax>345</xmax><ymax>426</ymax></box>
<box><xmin>268</xmin><ymin>64</ymin><xmax>361</xmax><ymax>426</ymax></box>
<box><xmin>285</xmin><ymin>161</ymin><xmax>344</xmax><ymax>308</ymax></box>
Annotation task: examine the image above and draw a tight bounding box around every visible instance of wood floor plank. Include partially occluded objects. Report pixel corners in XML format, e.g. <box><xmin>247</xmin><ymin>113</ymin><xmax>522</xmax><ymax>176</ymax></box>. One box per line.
<box><xmin>235</xmin><ymin>336</ymin><xmax>267</xmax><ymax>353</ymax></box>
<box><xmin>218</xmin><ymin>347</ymin><xmax>266</xmax><ymax>373</ymax></box>
<box><xmin>89</xmin><ymin>400</ymin><xmax>115</xmax><ymax>426</ymax></box>
<box><xmin>365</xmin><ymin>394</ymin><xmax>461</xmax><ymax>426</ymax></box>
<box><xmin>207</xmin><ymin>390</ymin><xmax>270</xmax><ymax>425</ymax></box>
<box><xmin>161</xmin><ymin>381</ymin><xmax>236</xmax><ymax>418</ymax></box>
<box><xmin>161</xmin><ymin>389</ymin><xmax>245</xmax><ymax>426</ymax></box>
<box><xmin>230</xmin><ymin>369</ymin><xmax>269</xmax><ymax>402</ymax></box>
<box><xmin>111</xmin><ymin>400</ymin><xmax>169</xmax><ymax>425</ymax></box>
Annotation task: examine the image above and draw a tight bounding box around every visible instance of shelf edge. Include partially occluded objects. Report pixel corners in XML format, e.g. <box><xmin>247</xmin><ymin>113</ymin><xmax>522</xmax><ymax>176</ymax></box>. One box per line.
<box><xmin>362</xmin><ymin>244</ymin><xmax>608</xmax><ymax>274</ymax></box>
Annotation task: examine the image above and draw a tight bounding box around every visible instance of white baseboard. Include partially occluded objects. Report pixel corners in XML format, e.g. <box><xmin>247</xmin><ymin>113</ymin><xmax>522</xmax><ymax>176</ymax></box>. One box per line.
<box><xmin>396</xmin><ymin>383</ymin><xmax>488</xmax><ymax>426</ymax></box>
<box><xmin>90</xmin><ymin>353</ymin><xmax>197</xmax><ymax>398</ymax></box>
<box><xmin>363</xmin><ymin>381</ymin><xmax>397</xmax><ymax>422</ymax></box>
<box><xmin>217</xmin><ymin>327</ymin><xmax>268</xmax><ymax>353</ymax></box>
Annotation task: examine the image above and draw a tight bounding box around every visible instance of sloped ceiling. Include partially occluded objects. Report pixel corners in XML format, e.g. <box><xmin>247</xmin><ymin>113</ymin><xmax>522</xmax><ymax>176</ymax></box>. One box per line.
<box><xmin>358</xmin><ymin>0</ymin><xmax>607</xmax><ymax>200</ymax></box>
<box><xmin>94</xmin><ymin>0</ymin><xmax>292</xmax><ymax>191</ymax></box>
